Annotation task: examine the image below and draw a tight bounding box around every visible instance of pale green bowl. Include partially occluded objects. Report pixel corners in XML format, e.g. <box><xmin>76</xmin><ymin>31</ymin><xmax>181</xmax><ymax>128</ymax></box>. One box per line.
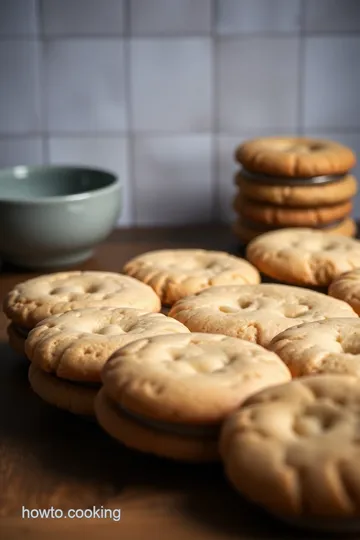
<box><xmin>0</xmin><ymin>165</ymin><xmax>121</xmax><ymax>269</ymax></box>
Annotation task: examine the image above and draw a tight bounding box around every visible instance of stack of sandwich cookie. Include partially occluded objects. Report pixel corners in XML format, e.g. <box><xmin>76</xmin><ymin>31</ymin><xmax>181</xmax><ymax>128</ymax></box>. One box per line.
<box><xmin>232</xmin><ymin>136</ymin><xmax>357</xmax><ymax>242</ymax></box>
<box><xmin>25</xmin><ymin>307</ymin><xmax>189</xmax><ymax>416</ymax></box>
<box><xmin>3</xmin><ymin>271</ymin><xmax>161</xmax><ymax>356</ymax></box>
<box><xmin>220</xmin><ymin>375</ymin><xmax>360</xmax><ymax>531</ymax></box>
<box><xmin>95</xmin><ymin>333</ymin><xmax>290</xmax><ymax>462</ymax></box>
<box><xmin>169</xmin><ymin>283</ymin><xmax>357</xmax><ymax>347</ymax></box>
<box><xmin>123</xmin><ymin>249</ymin><xmax>260</xmax><ymax>305</ymax></box>
<box><xmin>246</xmin><ymin>228</ymin><xmax>360</xmax><ymax>288</ymax></box>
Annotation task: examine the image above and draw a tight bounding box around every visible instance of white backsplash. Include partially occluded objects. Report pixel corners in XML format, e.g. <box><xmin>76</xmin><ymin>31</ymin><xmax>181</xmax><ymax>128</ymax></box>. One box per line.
<box><xmin>0</xmin><ymin>0</ymin><xmax>359</xmax><ymax>225</ymax></box>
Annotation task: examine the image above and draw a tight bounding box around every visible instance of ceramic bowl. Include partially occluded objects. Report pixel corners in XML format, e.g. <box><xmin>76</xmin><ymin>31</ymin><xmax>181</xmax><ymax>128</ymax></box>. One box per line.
<box><xmin>0</xmin><ymin>165</ymin><xmax>121</xmax><ymax>269</ymax></box>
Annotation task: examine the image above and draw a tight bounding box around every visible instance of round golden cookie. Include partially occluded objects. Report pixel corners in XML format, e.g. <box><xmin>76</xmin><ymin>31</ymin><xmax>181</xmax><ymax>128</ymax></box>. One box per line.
<box><xmin>25</xmin><ymin>307</ymin><xmax>189</xmax><ymax>383</ymax></box>
<box><xmin>96</xmin><ymin>333</ymin><xmax>290</xmax><ymax>462</ymax></box>
<box><xmin>246</xmin><ymin>228</ymin><xmax>360</xmax><ymax>286</ymax></box>
<box><xmin>3</xmin><ymin>271</ymin><xmax>161</xmax><ymax>329</ymax></box>
<box><xmin>168</xmin><ymin>284</ymin><xmax>356</xmax><ymax>347</ymax></box>
<box><xmin>123</xmin><ymin>249</ymin><xmax>260</xmax><ymax>305</ymax></box>
<box><xmin>29</xmin><ymin>364</ymin><xmax>97</xmax><ymax>416</ymax></box>
<box><xmin>220</xmin><ymin>375</ymin><xmax>360</xmax><ymax>528</ymax></box>
<box><xmin>235</xmin><ymin>172</ymin><xmax>357</xmax><ymax>207</ymax></box>
<box><xmin>7</xmin><ymin>323</ymin><xmax>27</xmax><ymax>356</ymax></box>
<box><xmin>270</xmin><ymin>318</ymin><xmax>360</xmax><ymax>377</ymax></box>
<box><xmin>235</xmin><ymin>137</ymin><xmax>356</xmax><ymax>177</ymax></box>
<box><xmin>329</xmin><ymin>269</ymin><xmax>360</xmax><ymax>315</ymax></box>
<box><xmin>234</xmin><ymin>194</ymin><xmax>352</xmax><ymax>227</ymax></box>
<box><xmin>233</xmin><ymin>217</ymin><xmax>357</xmax><ymax>243</ymax></box>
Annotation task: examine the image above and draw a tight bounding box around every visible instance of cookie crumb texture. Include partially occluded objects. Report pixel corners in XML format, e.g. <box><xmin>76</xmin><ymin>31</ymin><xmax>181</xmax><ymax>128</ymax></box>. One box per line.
<box><xmin>270</xmin><ymin>318</ymin><xmax>360</xmax><ymax>378</ymax></box>
<box><xmin>246</xmin><ymin>228</ymin><xmax>360</xmax><ymax>286</ymax></box>
<box><xmin>169</xmin><ymin>284</ymin><xmax>357</xmax><ymax>347</ymax></box>
<box><xmin>329</xmin><ymin>269</ymin><xmax>360</xmax><ymax>315</ymax></box>
<box><xmin>3</xmin><ymin>271</ymin><xmax>161</xmax><ymax>328</ymax></box>
<box><xmin>123</xmin><ymin>249</ymin><xmax>260</xmax><ymax>305</ymax></box>
<box><xmin>220</xmin><ymin>375</ymin><xmax>360</xmax><ymax>518</ymax></box>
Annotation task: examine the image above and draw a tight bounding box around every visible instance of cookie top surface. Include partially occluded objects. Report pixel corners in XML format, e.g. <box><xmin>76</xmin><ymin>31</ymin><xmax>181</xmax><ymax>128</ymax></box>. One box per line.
<box><xmin>101</xmin><ymin>333</ymin><xmax>290</xmax><ymax>424</ymax></box>
<box><xmin>329</xmin><ymin>269</ymin><xmax>360</xmax><ymax>315</ymax></box>
<box><xmin>25</xmin><ymin>307</ymin><xmax>189</xmax><ymax>382</ymax></box>
<box><xmin>220</xmin><ymin>375</ymin><xmax>360</xmax><ymax>517</ymax></box>
<box><xmin>123</xmin><ymin>249</ymin><xmax>260</xmax><ymax>305</ymax></box>
<box><xmin>246</xmin><ymin>228</ymin><xmax>360</xmax><ymax>286</ymax></box>
<box><xmin>4</xmin><ymin>271</ymin><xmax>161</xmax><ymax>328</ymax></box>
<box><xmin>270</xmin><ymin>318</ymin><xmax>360</xmax><ymax>377</ymax></box>
<box><xmin>168</xmin><ymin>284</ymin><xmax>357</xmax><ymax>347</ymax></box>
<box><xmin>235</xmin><ymin>137</ymin><xmax>356</xmax><ymax>177</ymax></box>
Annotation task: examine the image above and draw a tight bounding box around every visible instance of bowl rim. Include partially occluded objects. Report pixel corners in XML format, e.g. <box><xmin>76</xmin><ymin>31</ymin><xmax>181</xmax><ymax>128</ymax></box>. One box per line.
<box><xmin>0</xmin><ymin>164</ymin><xmax>120</xmax><ymax>204</ymax></box>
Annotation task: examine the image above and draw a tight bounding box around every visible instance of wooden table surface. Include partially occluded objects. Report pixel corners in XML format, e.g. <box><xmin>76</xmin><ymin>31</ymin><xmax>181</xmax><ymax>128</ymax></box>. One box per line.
<box><xmin>0</xmin><ymin>226</ymin><xmax>320</xmax><ymax>540</ymax></box>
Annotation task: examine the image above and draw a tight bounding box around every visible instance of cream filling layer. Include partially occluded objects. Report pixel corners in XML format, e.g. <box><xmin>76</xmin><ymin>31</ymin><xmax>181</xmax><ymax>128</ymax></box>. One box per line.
<box><xmin>240</xmin><ymin>168</ymin><xmax>345</xmax><ymax>186</ymax></box>
<box><xmin>116</xmin><ymin>402</ymin><xmax>219</xmax><ymax>439</ymax></box>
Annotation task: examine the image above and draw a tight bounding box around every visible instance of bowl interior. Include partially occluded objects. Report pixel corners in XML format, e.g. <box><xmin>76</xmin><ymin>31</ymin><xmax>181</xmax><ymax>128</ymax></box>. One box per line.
<box><xmin>0</xmin><ymin>165</ymin><xmax>118</xmax><ymax>201</ymax></box>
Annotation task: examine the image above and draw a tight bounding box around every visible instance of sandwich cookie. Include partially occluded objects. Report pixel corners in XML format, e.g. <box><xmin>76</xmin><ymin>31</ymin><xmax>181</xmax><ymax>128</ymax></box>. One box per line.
<box><xmin>168</xmin><ymin>284</ymin><xmax>356</xmax><ymax>347</ymax></box>
<box><xmin>95</xmin><ymin>333</ymin><xmax>291</xmax><ymax>462</ymax></box>
<box><xmin>233</xmin><ymin>216</ymin><xmax>356</xmax><ymax>244</ymax></box>
<box><xmin>329</xmin><ymin>269</ymin><xmax>360</xmax><ymax>315</ymax></box>
<box><xmin>4</xmin><ymin>271</ymin><xmax>161</xmax><ymax>354</ymax></box>
<box><xmin>26</xmin><ymin>307</ymin><xmax>189</xmax><ymax>415</ymax></box>
<box><xmin>270</xmin><ymin>318</ymin><xmax>360</xmax><ymax>377</ymax></box>
<box><xmin>246</xmin><ymin>228</ymin><xmax>360</xmax><ymax>287</ymax></box>
<box><xmin>235</xmin><ymin>136</ymin><xmax>356</xmax><ymax>178</ymax></box>
<box><xmin>220</xmin><ymin>375</ymin><xmax>360</xmax><ymax>531</ymax></box>
<box><xmin>123</xmin><ymin>249</ymin><xmax>260</xmax><ymax>305</ymax></box>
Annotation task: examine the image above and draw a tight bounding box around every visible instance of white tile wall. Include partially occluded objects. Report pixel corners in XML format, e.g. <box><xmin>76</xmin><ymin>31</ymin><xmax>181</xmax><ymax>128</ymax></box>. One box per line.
<box><xmin>130</xmin><ymin>39</ymin><xmax>212</xmax><ymax>132</ymax></box>
<box><xmin>0</xmin><ymin>0</ymin><xmax>38</xmax><ymax>37</ymax></box>
<box><xmin>0</xmin><ymin>138</ymin><xmax>43</xmax><ymax>167</ymax></box>
<box><xmin>0</xmin><ymin>41</ymin><xmax>41</xmax><ymax>134</ymax></box>
<box><xmin>217</xmin><ymin>37</ymin><xmax>300</xmax><ymax>131</ymax></box>
<box><xmin>44</xmin><ymin>39</ymin><xmax>127</xmax><ymax>132</ymax></box>
<box><xmin>48</xmin><ymin>136</ymin><xmax>132</xmax><ymax>225</ymax></box>
<box><xmin>0</xmin><ymin>0</ymin><xmax>360</xmax><ymax>226</ymax></box>
<box><xmin>133</xmin><ymin>136</ymin><xmax>212</xmax><ymax>225</ymax></box>
<box><xmin>41</xmin><ymin>0</ymin><xmax>125</xmax><ymax>36</ymax></box>
<box><xmin>130</xmin><ymin>0</ymin><xmax>212</xmax><ymax>36</ymax></box>
<box><xmin>216</xmin><ymin>0</ymin><xmax>301</xmax><ymax>35</ymax></box>
<box><xmin>303</xmin><ymin>37</ymin><xmax>360</xmax><ymax>129</ymax></box>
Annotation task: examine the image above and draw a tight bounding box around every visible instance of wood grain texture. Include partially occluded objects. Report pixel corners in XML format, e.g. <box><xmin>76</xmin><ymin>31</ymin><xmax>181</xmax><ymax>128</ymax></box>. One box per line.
<box><xmin>0</xmin><ymin>226</ymin><xmax>307</xmax><ymax>539</ymax></box>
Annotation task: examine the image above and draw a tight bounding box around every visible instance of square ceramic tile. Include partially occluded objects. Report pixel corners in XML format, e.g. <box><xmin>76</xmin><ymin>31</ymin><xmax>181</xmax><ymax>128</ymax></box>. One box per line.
<box><xmin>216</xmin><ymin>136</ymin><xmax>243</xmax><ymax>223</ymax></box>
<box><xmin>130</xmin><ymin>39</ymin><xmax>212</xmax><ymax>132</ymax></box>
<box><xmin>41</xmin><ymin>0</ymin><xmax>125</xmax><ymax>36</ymax></box>
<box><xmin>304</xmin><ymin>0</ymin><xmax>360</xmax><ymax>33</ymax></box>
<box><xmin>0</xmin><ymin>41</ymin><xmax>41</xmax><ymax>134</ymax></box>
<box><xmin>48</xmin><ymin>136</ymin><xmax>132</xmax><ymax>225</ymax></box>
<box><xmin>0</xmin><ymin>138</ymin><xmax>43</xmax><ymax>167</ymax></box>
<box><xmin>44</xmin><ymin>39</ymin><xmax>127</xmax><ymax>132</ymax></box>
<box><xmin>133</xmin><ymin>136</ymin><xmax>212</xmax><ymax>225</ymax></box>
<box><xmin>130</xmin><ymin>0</ymin><xmax>211</xmax><ymax>36</ymax></box>
<box><xmin>303</xmin><ymin>37</ymin><xmax>360</xmax><ymax>129</ymax></box>
<box><xmin>0</xmin><ymin>0</ymin><xmax>38</xmax><ymax>36</ymax></box>
<box><xmin>216</xmin><ymin>0</ymin><xmax>301</xmax><ymax>35</ymax></box>
<box><xmin>217</xmin><ymin>38</ymin><xmax>299</xmax><ymax>131</ymax></box>
<box><xmin>308</xmin><ymin>131</ymin><xmax>360</xmax><ymax>219</ymax></box>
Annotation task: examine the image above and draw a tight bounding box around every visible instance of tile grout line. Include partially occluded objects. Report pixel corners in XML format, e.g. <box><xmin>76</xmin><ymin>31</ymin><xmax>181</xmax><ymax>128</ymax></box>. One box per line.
<box><xmin>35</xmin><ymin>0</ymin><xmax>49</xmax><ymax>164</ymax></box>
<box><xmin>297</xmin><ymin>0</ymin><xmax>306</xmax><ymax>136</ymax></box>
<box><xmin>210</xmin><ymin>0</ymin><xmax>218</xmax><ymax>223</ymax></box>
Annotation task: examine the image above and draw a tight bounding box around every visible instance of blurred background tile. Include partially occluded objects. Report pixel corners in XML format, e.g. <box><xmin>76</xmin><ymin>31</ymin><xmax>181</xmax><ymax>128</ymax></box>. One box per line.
<box><xmin>0</xmin><ymin>0</ymin><xmax>38</xmax><ymax>36</ymax></box>
<box><xmin>303</xmin><ymin>37</ymin><xmax>360</xmax><ymax>129</ymax></box>
<box><xmin>41</xmin><ymin>0</ymin><xmax>125</xmax><ymax>36</ymax></box>
<box><xmin>130</xmin><ymin>0</ymin><xmax>212</xmax><ymax>36</ymax></box>
<box><xmin>0</xmin><ymin>137</ymin><xmax>43</xmax><ymax>167</ymax></box>
<box><xmin>215</xmin><ymin>135</ymin><xmax>243</xmax><ymax>223</ymax></box>
<box><xmin>215</xmin><ymin>0</ymin><xmax>301</xmax><ymax>35</ymax></box>
<box><xmin>217</xmin><ymin>37</ymin><xmax>299</xmax><ymax>132</ymax></box>
<box><xmin>44</xmin><ymin>39</ymin><xmax>127</xmax><ymax>132</ymax></box>
<box><xmin>0</xmin><ymin>41</ymin><xmax>41</xmax><ymax>134</ymax></box>
<box><xmin>130</xmin><ymin>39</ymin><xmax>212</xmax><ymax>132</ymax></box>
<box><xmin>48</xmin><ymin>136</ymin><xmax>132</xmax><ymax>225</ymax></box>
<box><xmin>133</xmin><ymin>136</ymin><xmax>212</xmax><ymax>225</ymax></box>
<box><xmin>304</xmin><ymin>0</ymin><xmax>360</xmax><ymax>33</ymax></box>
